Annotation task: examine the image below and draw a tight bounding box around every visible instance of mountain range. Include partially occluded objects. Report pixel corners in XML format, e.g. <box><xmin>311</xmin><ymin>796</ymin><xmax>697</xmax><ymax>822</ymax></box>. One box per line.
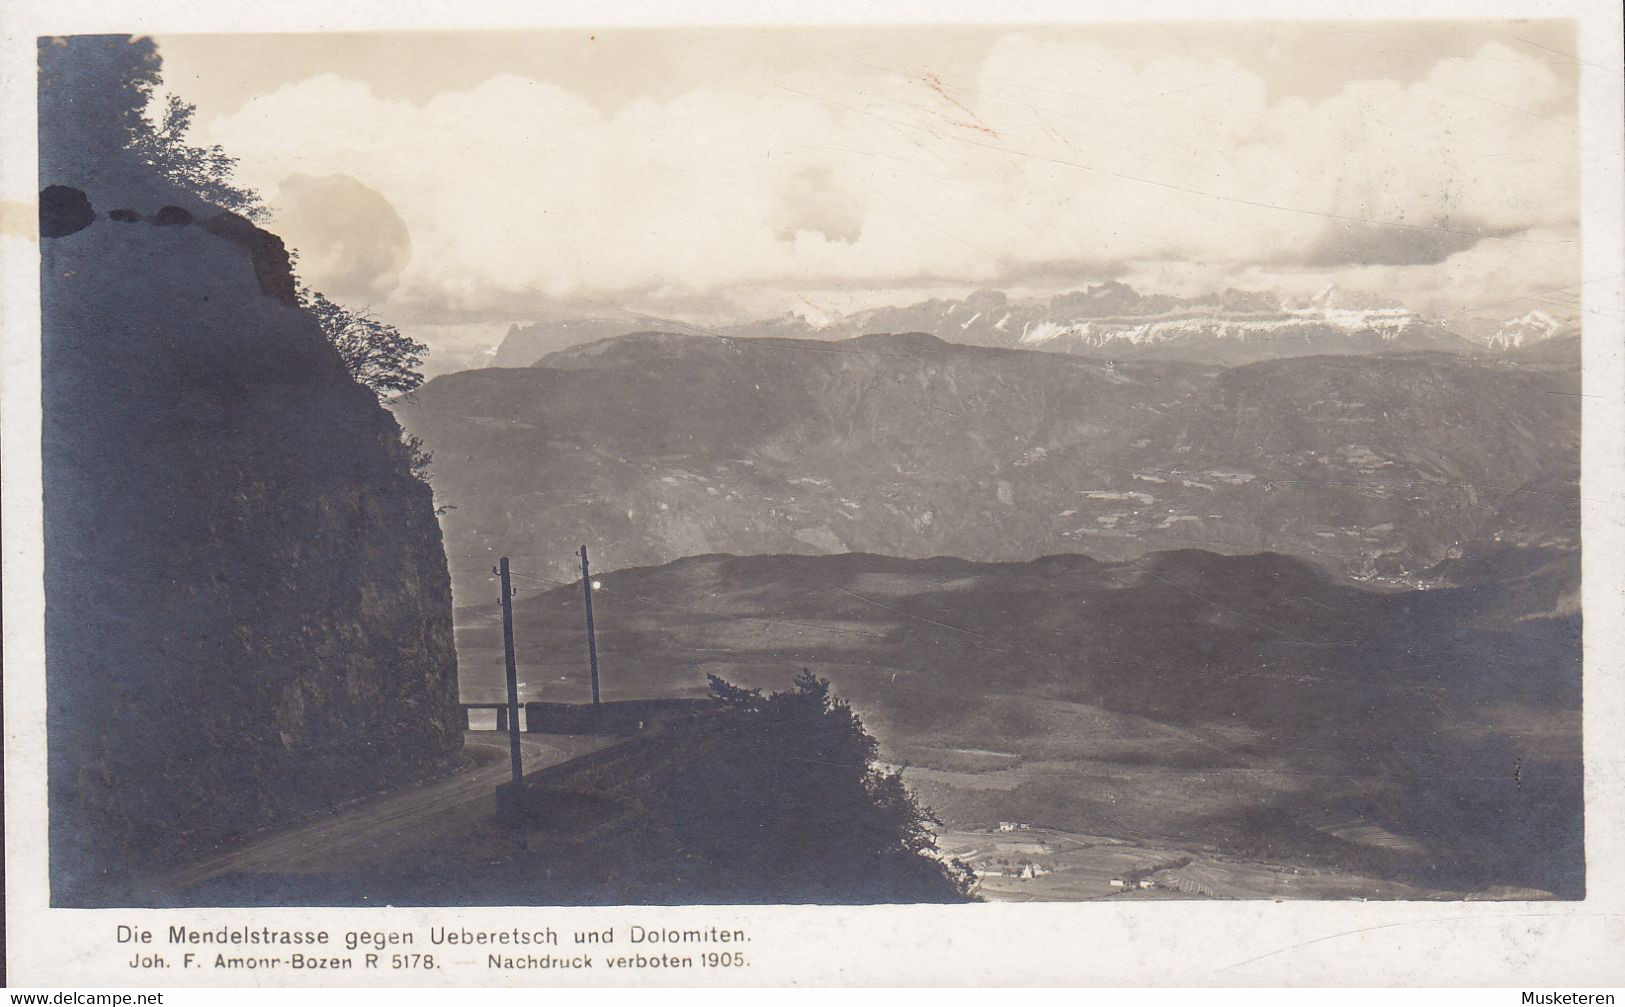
<box><xmin>396</xmin><ymin>329</ymin><xmax>1578</xmax><ymax>605</ymax></box>
<box><xmin>485</xmin><ymin>282</ymin><xmax>1576</xmax><ymax>370</ymax></box>
<box><xmin>396</xmin><ymin>298</ymin><xmax>1582</xmax><ymax>901</ymax></box>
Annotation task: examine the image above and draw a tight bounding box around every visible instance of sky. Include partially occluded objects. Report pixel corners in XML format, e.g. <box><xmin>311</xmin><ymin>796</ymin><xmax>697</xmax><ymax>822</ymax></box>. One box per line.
<box><xmin>152</xmin><ymin>22</ymin><xmax>1583</xmax><ymax>364</ymax></box>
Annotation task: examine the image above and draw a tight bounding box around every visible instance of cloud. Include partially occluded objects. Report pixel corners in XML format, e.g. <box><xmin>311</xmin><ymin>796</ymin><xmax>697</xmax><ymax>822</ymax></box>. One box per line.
<box><xmin>1128</xmin><ymin>223</ymin><xmax>1580</xmax><ymax>323</ymax></box>
<box><xmin>772</xmin><ymin>166</ymin><xmax>865</xmax><ymax>244</ymax></box>
<box><xmin>198</xmin><ymin>38</ymin><xmax>1578</xmax><ymax>342</ymax></box>
<box><xmin>274</xmin><ymin>173</ymin><xmax>412</xmax><ymax>301</ymax></box>
<box><xmin>1296</xmin><ymin>218</ymin><xmax>1513</xmax><ymax>268</ymax></box>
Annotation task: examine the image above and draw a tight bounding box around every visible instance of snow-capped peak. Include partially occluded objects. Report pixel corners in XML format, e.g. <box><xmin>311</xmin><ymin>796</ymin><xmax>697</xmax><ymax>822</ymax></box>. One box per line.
<box><xmin>1487</xmin><ymin>310</ymin><xmax>1564</xmax><ymax>350</ymax></box>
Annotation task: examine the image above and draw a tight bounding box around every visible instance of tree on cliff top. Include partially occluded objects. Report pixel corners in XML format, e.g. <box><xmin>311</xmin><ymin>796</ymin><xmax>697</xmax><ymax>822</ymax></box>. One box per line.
<box><xmin>42</xmin><ymin>35</ymin><xmax>433</xmax><ymax>484</ymax></box>
<box><xmin>298</xmin><ymin>287</ymin><xmax>427</xmax><ymax>400</ymax></box>
<box><xmin>127</xmin><ymin>92</ymin><xmax>268</xmax><ymax>222</ymax></box>
<box><xmin>37</xmin><ymin>36</ymin><xmax>262</xmax><ymax>219</ymax></box>
<box><xmin>37</xmin><ymin>35</ymin><xmax>162</xmax><ymax>201</ymax></box>
<box><xmin>136</xmin><ymin>88</ymin><xmax>427</xmax><ymax>399</ymax></box>
<box><xmin>42</xmin><ymin>37</ymin><xmax>424</xmax><ymax>402</ymax></box>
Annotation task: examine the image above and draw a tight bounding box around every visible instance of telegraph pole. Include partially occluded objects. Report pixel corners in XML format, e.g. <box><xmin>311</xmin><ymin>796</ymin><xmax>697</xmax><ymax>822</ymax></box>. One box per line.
<box><xmin>579</xmin><ymin>545</ymin><xmax>601</xmax><ymax>708</ymax></box>
<box><xmin>499</xmin><ymin>557</ymin><xmax>526</xmax><ymax>850</ymax></box>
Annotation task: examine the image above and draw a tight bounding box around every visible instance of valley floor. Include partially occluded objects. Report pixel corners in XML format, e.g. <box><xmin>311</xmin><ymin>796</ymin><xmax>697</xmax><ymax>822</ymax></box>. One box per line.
<box><xmin>932</xmin><ymin>825</ymin><xmax>1508</xmax><ymax>902</ymax></box>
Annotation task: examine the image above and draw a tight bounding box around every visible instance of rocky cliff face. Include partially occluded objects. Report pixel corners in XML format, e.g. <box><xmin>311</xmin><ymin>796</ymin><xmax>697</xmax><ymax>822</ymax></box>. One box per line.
<box><xmin>42</xmin><ymin>193</ymin><xmax>462</xmax><ymax>905</ymax></box>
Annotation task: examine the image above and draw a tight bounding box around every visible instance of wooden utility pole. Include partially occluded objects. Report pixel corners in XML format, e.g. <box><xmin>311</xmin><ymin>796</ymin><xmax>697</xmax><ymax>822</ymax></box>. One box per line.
<box><xmin>499</xmin><ymin>557</ymin><xmax>526</xmax><ymax>850</ymax></box>
<box><xmin>579</xmin><ymin>545</ymin><xmax>601</xmax><ymax>708</ymax></box>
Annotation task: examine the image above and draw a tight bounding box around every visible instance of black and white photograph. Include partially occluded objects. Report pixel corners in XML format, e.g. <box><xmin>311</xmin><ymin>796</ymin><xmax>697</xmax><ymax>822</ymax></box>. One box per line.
<box><xmin>4</xmin><ymin>1</ymin><xmax>1624</xmax><ymax>989</ymax></box>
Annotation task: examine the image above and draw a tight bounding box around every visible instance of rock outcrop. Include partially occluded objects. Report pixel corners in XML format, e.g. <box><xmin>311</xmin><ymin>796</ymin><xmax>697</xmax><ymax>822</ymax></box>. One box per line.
<box><xmin>41</xmin><ymin>192</ymin><xmax>462</xmax><ymax>905</ymax></box>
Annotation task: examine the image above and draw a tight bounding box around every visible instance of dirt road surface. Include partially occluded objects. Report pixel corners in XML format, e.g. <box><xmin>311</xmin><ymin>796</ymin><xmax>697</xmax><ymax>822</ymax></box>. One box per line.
<box><xmin>160</xmin><ymin>732</ymin><xmax>612</xmax><ymax>892</ymax></box>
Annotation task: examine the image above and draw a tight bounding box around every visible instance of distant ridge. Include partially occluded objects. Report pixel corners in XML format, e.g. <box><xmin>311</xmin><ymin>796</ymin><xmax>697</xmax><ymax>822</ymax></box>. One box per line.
<box><xmin>486</xmin><ymin>281</ymin><xmax>1575</xmax><ymax>370</ymax></box>
<box><xmin>397</xmin><ymin>328</ymin><xmax>1578</xmax><ymax>602</ymax></box>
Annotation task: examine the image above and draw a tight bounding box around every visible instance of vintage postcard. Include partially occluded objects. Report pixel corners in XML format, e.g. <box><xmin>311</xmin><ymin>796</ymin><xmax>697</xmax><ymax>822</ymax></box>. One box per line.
<box><xmin>3</xmin><ymin>0</ymin><xmax>1624</xmax><ymax>988</ymax></box>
